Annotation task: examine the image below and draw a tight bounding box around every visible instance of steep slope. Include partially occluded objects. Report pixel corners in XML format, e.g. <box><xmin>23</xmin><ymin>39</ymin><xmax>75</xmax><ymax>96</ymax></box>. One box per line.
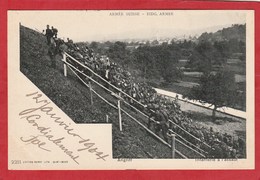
<box><xmin>20</xmin><ymin>25</ymin><xmax>184</xmax><ymax>159</ymax></box>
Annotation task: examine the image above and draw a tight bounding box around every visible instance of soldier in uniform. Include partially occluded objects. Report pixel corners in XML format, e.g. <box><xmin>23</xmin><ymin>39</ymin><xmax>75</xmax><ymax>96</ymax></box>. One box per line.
<box><xmin>45</xmin><ymin>25</ymin><xmax>53</xmax><ymax>45</ymax></box>
<box><xmin>148</xmin><ymin>107</ymin><xmax>169</xmax><ymax>143</ymax></box>
<box><xmin>51</xmin><ymin>26</ymin><xmax>58</xmax><ymax>38</ymax></box>
<box><xmin>66</xmin><ymin>38</ymin><xmax>75</xmax><ymax>50</ymax></box>
<box><xmin>209</xmin><ymin>138</ymin><xmax>223</xmax><ymax>158</ymax></box>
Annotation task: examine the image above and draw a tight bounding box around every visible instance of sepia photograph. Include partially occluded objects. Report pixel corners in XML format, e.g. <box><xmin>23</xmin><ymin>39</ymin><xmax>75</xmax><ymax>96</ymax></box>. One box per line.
<box><xmin>18</xmin><ymin>10</ymin><xmax>249</xmax><ymax>160</ymax></box>
<box><xmin>6</xmin><ymin>9</ymin><xmax>255</xmax><ymax>171</ymax></box>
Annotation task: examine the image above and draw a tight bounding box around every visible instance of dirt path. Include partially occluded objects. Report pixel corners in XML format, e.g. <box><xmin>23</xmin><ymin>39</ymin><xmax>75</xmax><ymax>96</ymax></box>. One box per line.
<box><xmin>155</xmin><ymin>88</ymin><xmax>246</xmax><ymax>118</ymax></box>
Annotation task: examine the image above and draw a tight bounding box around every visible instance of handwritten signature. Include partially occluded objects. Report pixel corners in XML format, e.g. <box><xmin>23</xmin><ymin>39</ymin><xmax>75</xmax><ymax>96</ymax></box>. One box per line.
<box><xmin>19</xmin><ymin>91</ymin><xmax>109</xmax><ymax>164</ymax></box>
<box><xmin>20</xmin><ymin>135</ymin><xmax>51</xmax><ymax>152</ymax></box>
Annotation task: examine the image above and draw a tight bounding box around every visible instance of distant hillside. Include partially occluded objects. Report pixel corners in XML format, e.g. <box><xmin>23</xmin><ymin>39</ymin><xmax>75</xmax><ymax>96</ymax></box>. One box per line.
<box><xmin>198</xmin><ymin>24</ymin><xmax>246</xmax><ymax>42</ymax></box>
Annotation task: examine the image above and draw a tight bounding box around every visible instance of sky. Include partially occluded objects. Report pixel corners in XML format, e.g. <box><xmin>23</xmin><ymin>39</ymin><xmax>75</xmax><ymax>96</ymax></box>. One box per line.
<box><xmin>13</xmin><ymin>10</ymin><xmax>248</xmax><ymax>42</ymax></box>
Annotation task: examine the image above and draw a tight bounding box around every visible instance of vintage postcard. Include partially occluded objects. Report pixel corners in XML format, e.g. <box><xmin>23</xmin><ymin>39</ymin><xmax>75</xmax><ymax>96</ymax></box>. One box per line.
<box><xmin>8</xmin><ymin>10</ymin><xmax>254</xmax><ymax>170</ymax></box>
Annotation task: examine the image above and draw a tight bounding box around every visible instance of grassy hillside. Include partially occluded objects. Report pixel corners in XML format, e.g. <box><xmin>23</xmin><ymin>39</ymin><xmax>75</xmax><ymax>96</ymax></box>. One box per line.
<box><xmin>20</xmin><ymin>25</ymin><xmax>185</xmax><ymax>159</ymax></box>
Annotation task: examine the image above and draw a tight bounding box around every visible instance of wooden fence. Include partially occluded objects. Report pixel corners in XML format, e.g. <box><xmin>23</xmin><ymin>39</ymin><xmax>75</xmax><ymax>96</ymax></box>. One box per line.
<box><xmin>62</xmin><ymin>52</ymin><xmax>210</xmax><ymax>159</ymax></box>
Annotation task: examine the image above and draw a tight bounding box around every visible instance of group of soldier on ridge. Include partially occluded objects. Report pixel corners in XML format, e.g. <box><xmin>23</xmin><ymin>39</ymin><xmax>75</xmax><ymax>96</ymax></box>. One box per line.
<box><xmin>44</xmin><ymin>25</ymin><xmax>58</xmax><ymax>45</ymax></box>
<box><xmin>43</xmin><ymin>25</ymin><xmax>246</xmax><ymax>159</ymax></box>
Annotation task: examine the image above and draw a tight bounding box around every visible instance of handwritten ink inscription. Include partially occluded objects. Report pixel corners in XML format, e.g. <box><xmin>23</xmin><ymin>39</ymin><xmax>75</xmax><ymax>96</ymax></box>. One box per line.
<box><xmin>20</xmin><ymin>135</ymin><xmax>51</xmax><ymax>152</ymax></box>
<box><xmin>19</xmin><ymin>91</ymin><xmax>109</xmax><ymax>164</ymax></box>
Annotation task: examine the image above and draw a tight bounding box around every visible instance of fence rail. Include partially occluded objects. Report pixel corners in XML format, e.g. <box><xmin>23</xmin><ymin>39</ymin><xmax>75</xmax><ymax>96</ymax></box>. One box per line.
<box><xmin>62</xmin><ymin>52</ymin><xmax>209</xmax><ymax>159</ymax></box>
<box><xmin>67</xmin><ymin>62</ymin><xmax>187</xmax><ymax>158</ymax></box>
<box><xmin>64</xmin><ymin>52</ymin><xmax>211</xmax><ymax>149</ymax></box>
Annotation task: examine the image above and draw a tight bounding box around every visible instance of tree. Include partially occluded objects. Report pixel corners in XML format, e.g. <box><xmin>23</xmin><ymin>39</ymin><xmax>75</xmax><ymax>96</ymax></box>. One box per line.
<box><xmin>133</xmin><ymin>45</ymin><xmax>182</xmax><ymax>82</ymax></box>
<box><xmin>89</xmin><ymin>41</ymin><xmax>99</xmax><ymax>50</ymax></box>
<box><xmin>184</xmin><ymin>70</ymin><xmax>237</xmax><ymax>121</ymax></box>
<box><xmin>187</xmin><ymin>50</ymin><xmax>211</xmax><ymax>73</ymax></box>
<box><xmin>163</xmin><ymin>65</ymin><xmax>183</xmax><ymax>83</ymax></box>
<box><xmin>107</xmin><ymin>41</ymin><xmax>128</xmax><ymax>65</ymax></box>
<box><xmin>134</xmin><ymin>47</ymin><xmax>155</xmax><ymax>78</ymax></box>
<box><xmin>213</xmin><ymin>41</ymin><xmax>230</xmax><ymax>60</ymax></box>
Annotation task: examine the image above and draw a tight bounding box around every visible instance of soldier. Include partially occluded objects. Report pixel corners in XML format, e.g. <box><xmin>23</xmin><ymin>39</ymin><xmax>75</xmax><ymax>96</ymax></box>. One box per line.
<box><xmin>45</xmin><ymin>25</ymin><xmax>53</xmax><ymax>45</ymax></box>
<box><xmin>66</xmin><ymin>38</ymin><xmax>75</xmax><ymax>49</ymax></box>
<box><xmin>223</xmin><ymin>133</ymin><xmax>228</xmax><ymax>144</ymax></box>
<box><xmin>230</xmin><ymin>148</ymin><xmax>238</xmax><ymax>158</ymax></box>
<box><xmin>148</xmin><ymin>108</ymin><xmax>169</xmax><ymax>143</ymax></box>
<box><xmin>51</xmin><ymin>26</ymin><xmax>58</xmax><ymax>38</ymax></box>
<box><xmin>209</xmin><ymin>139</ymin><xmax>223</xmax><ymax>158</ymax></box>
<box><xmin>54</xmin><ymin>38</ymin><xmax>66</xmax><ymax>55</ymax></box>
<box><xmin>58</xmin><ymin>41</ymin><xmax>68</xmax><ymax>54</ymax></box>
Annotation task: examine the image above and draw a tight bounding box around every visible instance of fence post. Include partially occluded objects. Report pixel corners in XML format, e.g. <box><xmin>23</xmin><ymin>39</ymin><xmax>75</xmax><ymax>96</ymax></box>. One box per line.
<box><xmin>106</xmin><ymin>114</ymin><xmax>109</xmax><ymax>123</ymax></box>
<box><xmin>89</xmin><ymin>81</ymin><xmax>93</xmax><ymax>105</ymax></box>
<box><xmin>171</xmin><ymin>134</ymin><xmax>176</xmax><ymax>158</ymax></box>
<box><xmin>118</xmin><ymin>92</ymin><xmax>122</xmax><ymax>131</ymax></box>
<box><xmin>63</xmin><ymin>53</ymin><xmax>67</xmax><ymax>77</ymax></box>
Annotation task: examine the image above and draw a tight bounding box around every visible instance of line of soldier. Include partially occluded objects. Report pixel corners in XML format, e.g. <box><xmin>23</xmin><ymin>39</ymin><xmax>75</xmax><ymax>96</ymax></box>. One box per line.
<box><xmin>43</xmin><ymin>29</ymin><xmax>246</xmax><ymax>159</ymax></box>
